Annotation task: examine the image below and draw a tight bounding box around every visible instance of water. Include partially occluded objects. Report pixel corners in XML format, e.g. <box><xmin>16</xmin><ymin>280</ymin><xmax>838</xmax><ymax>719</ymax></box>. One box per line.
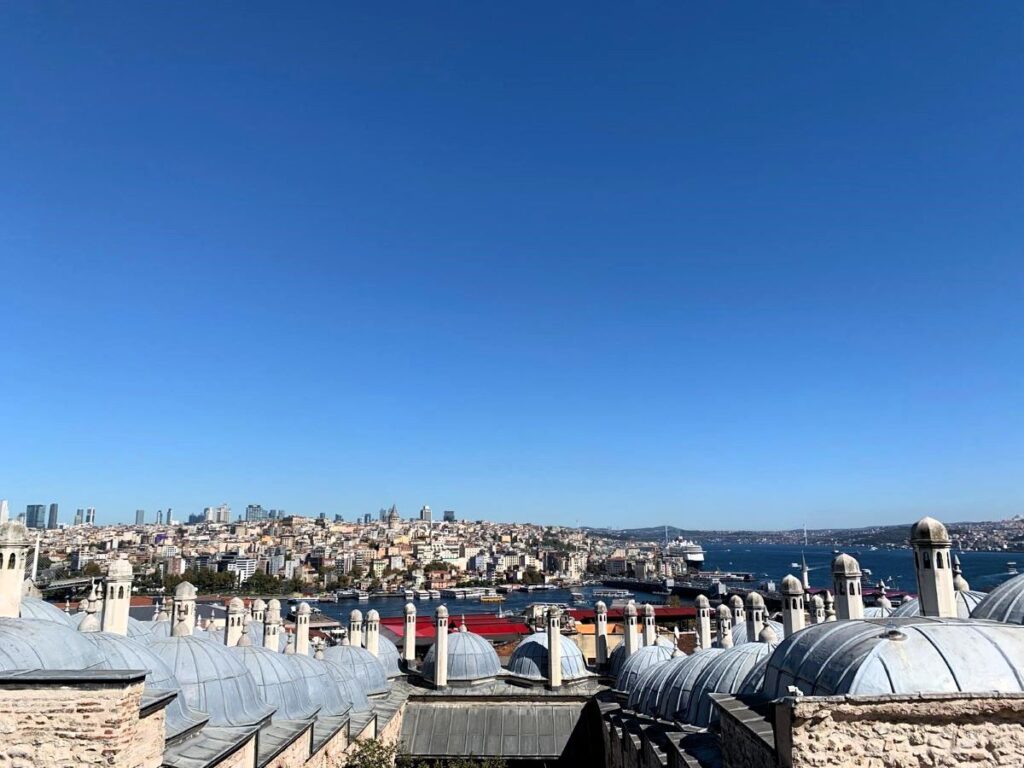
<box><xmin>309</xmin><ymin>545</ymin><xmax>1023</xmax><ymax>622</ymax></box>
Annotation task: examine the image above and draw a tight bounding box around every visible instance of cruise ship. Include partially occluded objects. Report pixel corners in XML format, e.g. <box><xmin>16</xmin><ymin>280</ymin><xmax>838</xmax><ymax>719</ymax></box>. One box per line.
<box><xmin>664</xmin><ymin>536</ymin><xmax>705</xmax><ymax>573</ymax></box>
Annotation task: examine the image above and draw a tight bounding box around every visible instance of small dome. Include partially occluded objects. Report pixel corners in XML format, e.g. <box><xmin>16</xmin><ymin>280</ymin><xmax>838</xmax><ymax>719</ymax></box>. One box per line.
<box><xmin>608</xmin><ymin>636</ymin><xmax>674</xmax><ymax>677</ymax></box>
<box><xmin>832</xmin><ymin>553</ymin><xmax>861</xmax><ymax>576</ymax></box>
<box><xmin>780</xmin><ymin>575</ymin><xmax>803</xmax><ymax>595</ymax></box>
<box><xmin>404</xmin><ymin>602</ymin><xmax>416</xmax><ymax>616</ymax></box>
<box><xmin>729</xmin><ymin>595</ymin><xmax>744</xmax><ymax>610</ymax></box>
<box><xmin>284</xmin><ymin>653</ymin><xmax>354</xmax><ymax>717</ymax></box>
<box><xmin>626</xmin><ymin>653</ymin><xmax>687</xmax><ymax>715</ymax></box>
<box><xmin>85</xmin><ymin>631</ymin><xmax>208</xmax><ymax>740</ymax></box>
<box><xmin>718</xmin><ymin>619</ymin><xmax>784</xmax><ymax>647</ymax></box>
<box><xmin>810</xmin><ymin>594</ymin><xmax>824</xmax><ymax>608</ymax></box>
<box><xmin>107</xmin><ymin>558</ymin><xmax>133</xmax><ymax>580</ymax></box>
<box><xmin>910</xmin><ymin>516</ymin><xmax>950</xmax><ymax>545</ymax></box>
<box><xmin>862</xmin><ymin>606</ymin><xmax>894</xmax><ymax>619</ymax></box>
<box><xmin>227</xmin><ymin>597</ymin><xmax>244</xmax><ymax>613</ymax></box>
<box><xmin>376</xmin><ymin>637</ymin><xmax>403</xmax><ymax>678</ymax></box>
<box><xmin>970</xmin><ymin>573</ymin><xmax>1024</xmax><ymax>624</ymax></box>
<box><xmin>745</xmin><ymin>592</ymin><xmax>765</xmax><ymax>609</ymax></box>
<box><xmin>642</xmin><ymin>603</ymin><xmax>655</xmax><ymax>617</ymax></box>
<box><xmin>508</xmin><ymin>632</ymin><xmax>590</xmax><ymax>682</ymax></box>
<box><xmin>252</xmin><ymin>598</ymin><xmax>267</xmax><ymax>612</ymax></box>
<box><xmin>694</xmin><ymin>595</ymin><xmax>710</xmax><ymax>609</ymax></box>
<box><xmin>149</xmin><ymin>635</ymin><xmax>275</xmax><ymax>727</ymax></box>
<box><xmin>0</xmin><ymin>521</ymin><xmax>28</xmax><ymax>545</ymax></box>
<box><xmin>319</xmin><ymin>657</ymin><xmax>372</xmax><ymax>714</ymax></box>
<box><xmin>349</xmin><ymin>608</ymin><xmax>363</xmax><ymax>623</ymax></box>
<box><xmin>366</xmin><ymin>608</ymin><xmax>379</xmax><ymax>621</ymax></box>
<box><xmin>623</xmin><ymin>603</ymin><xmax>637</xmax><ymax>617</ymax></box>
<box><xmin>684</xmin><ymin>642</ymin><xmax>776</xmax><ymax>727</ymax></box>
<box><xmin>422</xmin><ymin>628</ymin><xmax>501</xmax><ymax>684</ymax></box>
<box><xmin>893</xmin><ymin>591</ymin><xmax>985</xmax><ymax>619</ymax></box>
<box><xmin>174</xmin><ymin>581</ymin><xmax>197</xmax><ymax>599</ymax></box>
<box><xmin>763</xmin><ymin>618</ymin><xmax>1024</xmax><ymax>699</ymax></box>
<box><xmin>321</xmin><ymin>644</ymin><xmax>389</xmax><ymax>696</ymax></box>
<box><xmin>233</xmin><ymin>645</ymin><xmax>319</xmax><ymax>720</ymax></box>
<box><xmin>615</xmin><ymin>643</ymin><xmax>674</xmax><ymax>693</ymax></box>
<box><xmin>656</xmin><ymin>649</ymin><xmax>724</xmax><ymax>721</ymax></box>
<box><xmin>0</xmin><ymin>618</ymin><xmax>105</xmax><ymax>671</ymax></box>
<box><xmin>20</xmin><ymin>596</ymin><xmax>73</xmax><ymax>627</ymax></box>
<box><xmin>297</xmin><ymin>602</ymin><xmax>311</xmax><ymax>617</ymax></box>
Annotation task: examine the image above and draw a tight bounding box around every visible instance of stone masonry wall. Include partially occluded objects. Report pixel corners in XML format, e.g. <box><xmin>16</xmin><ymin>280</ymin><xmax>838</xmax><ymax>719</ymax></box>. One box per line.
<box><xmin>0</xmin><ymin>680</ymin><xmax>162</xmax><ymax>768</ymax></box>
<box><xmin>212</xmin><ymin>737</ymin><xmax>257</xmax><ymax>768</ymax></box>
<box><xmin>718</xmin><ymin>708</ymin><xmax>775</xmax><ymax>768</ymax></box>
<box><xmin>262</xmin><ymin>726</ymin><xmax>312</xmax><ymax>768</ymax></box>
<box><xmin>789</xmin><ymin>694</ymin><xmax>1024</xmax><ymax>768</ymax></box>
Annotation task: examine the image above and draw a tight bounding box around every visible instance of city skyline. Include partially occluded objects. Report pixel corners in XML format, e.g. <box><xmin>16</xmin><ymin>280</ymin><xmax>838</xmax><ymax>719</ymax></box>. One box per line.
<box><xmin>2</xmin><ymin>3</ymin><xmax>1022</xmax><ymax>530</ymax></box>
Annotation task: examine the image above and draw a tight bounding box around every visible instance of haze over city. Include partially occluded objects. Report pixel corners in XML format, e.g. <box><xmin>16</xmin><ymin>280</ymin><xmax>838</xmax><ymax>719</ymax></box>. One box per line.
<box><xmin>2</xmin><ymin>3</ymin><xmax>1022</xmax><ymax>528</ymax></box>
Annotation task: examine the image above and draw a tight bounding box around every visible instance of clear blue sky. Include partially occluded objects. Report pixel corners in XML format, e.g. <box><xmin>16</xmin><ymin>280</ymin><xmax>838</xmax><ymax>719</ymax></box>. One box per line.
<box><xmin>1</xmin><ymin>3</ymin><xmax>1021</xmax><ymax>529</ymax></box>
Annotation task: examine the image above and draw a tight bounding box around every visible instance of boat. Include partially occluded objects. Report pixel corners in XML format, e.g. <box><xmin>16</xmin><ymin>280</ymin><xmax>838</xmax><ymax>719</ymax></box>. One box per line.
<box><xmin>415</xmin><ymin>589</ymin><xmax>431</xmax><ymax>600</ymax></box>
<box><xmin>594</xmin><ymin>588</ymin><xmax>633</xmax><ymax>599</ymax></box>
<box><xmin>356</xmin><ymin>590</ymin><xmax>369</xmax><ymax>601</ymax></box>
<box><xmin>480</xmin><ymin>595</ymin><xmax>505</xmax><ymax>603</ymax></box>
<box><xmin>429</xmin><ymin>589</ymin><xmax>441</xmax><ymax>599</ymax></box>
<box><xmin>662</xmin><ymin>537</ymin><xmax>706</xmax><ymax>574</ymax></box>
<box><xmin>404</xmin><ymin>589</ymin><xmax>415</xmax><ymax>600</ymax></box>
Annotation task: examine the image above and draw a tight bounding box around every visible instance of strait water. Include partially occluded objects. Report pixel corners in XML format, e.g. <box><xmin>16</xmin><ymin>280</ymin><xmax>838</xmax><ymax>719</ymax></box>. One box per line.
<box><xmin>310</xmin><ymin>544</ymin><xmax>1023</xmax><ymax>623</ymax></box>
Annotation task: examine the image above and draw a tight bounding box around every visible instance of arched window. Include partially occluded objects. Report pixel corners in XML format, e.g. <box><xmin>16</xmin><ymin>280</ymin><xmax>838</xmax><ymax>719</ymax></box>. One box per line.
<box><xmin>118</xmin><ymin>586</ymin><xmax>125</xmax><ymax>599</ymax></box>
<box><xmin>936</xmin><ymin>553</ymin><xmax>944</xmax><ymax>569</ymax></box>
<box><xmin>6</xmin><ymin>553</ymin><xmax>14</xmax><ymax>570</ymax></box>
<box><xmin>923</xmin><ymin>552</ymin><xmax>931</xmax><ymax>569</ymax></box>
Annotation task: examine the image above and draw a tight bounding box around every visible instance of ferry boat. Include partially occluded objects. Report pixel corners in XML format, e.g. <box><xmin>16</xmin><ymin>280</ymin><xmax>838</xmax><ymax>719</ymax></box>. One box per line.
<box><xmin>594</xmin><ymin>588</ymin><xmax>633</xmax><ymax>599</ymax></box>
<box><xmin>480</xmin><ymin>594</ymin><xmax>505</xmax><ymax>603</ymax></box>
<box><xmin>415</xmin><ymin>589</ymin><xmax>431</xmax><ymax>600</ymax></box>
<box><xmin>428</xmin><ymin>589</ymin><xmax>441</xmax><ymax>599</ymax></box>
<box><xmin>404</xmin><ymin>589</ymin><xmax>415</xmax><ymax>600</ymax></box>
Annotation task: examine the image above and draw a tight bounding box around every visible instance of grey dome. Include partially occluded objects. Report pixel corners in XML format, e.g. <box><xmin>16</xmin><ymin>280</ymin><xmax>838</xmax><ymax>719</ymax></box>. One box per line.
<box><xmin>609</xmin><ymin>636</ymin><xmax>673</xmax><ymax>677</ymax></box>
<box><xmin>69</xmin><ymin>610</ymin><xmax>153</xmax><ymax>639</ymax></box>
<box><xmin>656</xmin><ymin>649</ymin><xmax>724</xmax><ymax>721</ymax></box>
<box><xmin>970</xmin><ymin>573</ymin><xmax>1024</xmax><ymax>624</ymax></box>
<box><xmin>684</xmin><ymin>642</ymin><xmax>776</xmax><ymax>727</ymax></box>
<box><xmin>321</xmin><ymin>644</ymin><xmax>389</xmax><ymax>696</ymax></box>
<box><xmin>0</xmin><ymin>618</ymin><xmax>105</xmax><ymax>671</ymax></box>
<box><xmin>285</xmin><ymin>653</ymin><xmax>354</xmax><ymax>717</ymax></box>
<box><xmin>862</xmin><ymin>606</ymin><xmax>894</xmax><ymax>619</ymax></box>
<box><xmin>761</xmin><ymin>618</ymin><xmax>1024</xmax><ymax>700</ymax></box>
<box><xmin>508</xmin><ymin>632</ymin><xmax>590</xmax><ymax>682</ymax></box>
<box><xmin>149</xmin><ymin>635</ymin><xmax>275</xmax><ymax>727</ymax></box>
<box><xmin>422</xmin><ymin>630</ymin><xmax>501</xmax><ymax>684</ymax></box>
<box><xmin>893</xmin><ymin>591</ymin><xmax>984</xmax><ymax>619</ymax></box>
<box><xmin>146</xmin><ymin>618</ymin><xmax>173</xmax><ymax>640</ymax></box>
<box><xmin>20</xmin><ymin>596</ymin><xmax>73</xmax><ymax>626</ymax></box>
<box><xmin>376</xmin><ymin>636</ymin><xmax>402</xmax><ymax>678</ymax></box>
<box><xmin>720</xmin><ymin>619</ymin><xmax>784</xmax><ymax>647</ymax></box>
<box><xmin>738</xmin><ymin>656</ymin><xmax>770</xmax><ymax>696</ymax></box>
<box><xmin>85</xmin><ymin>631</ymin><xmax>208</xmax><ymax>740</ymax></box>
<box><xmin>615</xmin><ymin>643</ymin><xmax>674</xmax><ymax>693</ymax></box>
<box><xmin>232</xmin><ymin>644</ymin><xmax>319</xmax><ymax>721</ymax></box>
<box><xmin>319</xmin><ymin>657</ymin><xmax>372</xmax><ymax>714</ymax></box>
<box><xmin>626</xmin><ymin>653</ymin><xmax>688</xmax><ymax>716</ymax></box>
<box><xmin>910</xmin><ymin>516</ymin><xmax>950</xmax><ymax>544</ymax></box>
<box><xmin>832</xmin><ymin>553</ymin><xmax>861</xmax><ymax>576</ymax></box>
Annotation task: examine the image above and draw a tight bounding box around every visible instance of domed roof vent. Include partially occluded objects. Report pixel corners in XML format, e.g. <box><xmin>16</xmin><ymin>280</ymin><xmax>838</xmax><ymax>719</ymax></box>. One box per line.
<box><xmin>85</xmin><ymin>631</ymin><xmax>208</xmax><ymax>740</ymax></box>
<box><xmin>656</xmin><ymin>648</ymin><xmax>724</xmax><ymax>721</ymax></box>
<box><xmin>319</xmin><ymin>657</ymin><xmax>372</xmax><ymax>714</ymax></box>
<box><xmin>910</xmin><ymin>516</ymin><xmax>950</xmax><ymax>544</ymax></box>
<box><xmin>232</xmin><ymin>645</ymin><xmax>319</xmax><ymax>721</ymax></box>
<box><xmin>376</xmin><ymin>637</ymin><xmax>403</xmax><ymax>678</ymax></box>
<box><xmin>148</xmin><ymin>635</ymin><xmax>275</xmax><ymax>727</ymax></box>
<box><xmin>0</xmin><ymin>618</ymin><xmax>105</xmax><ymax>671</ymax></box>
<box><xmin>608</xmin><ymin>636</ymin><xmax>673</xmax><ymax>677</ymax></box>
<box><xmin>832</xmin><ymin>553</ymin><xmax>861</xmax><ymax>576</ymax></box>
<box><xmin>422</xmin><ymin>628</ymin><xmax>501</xmax><ymax>684</ymax></box>
<box><xmin>507</xmin><ymin>632</ymin><xmax>591</xmax><ymax>682</ymax></box>
<box><xmin>893</xmin><ymin>591</ymin><xmax>985</xmax><ymax>620</ymax></box>
<box><xmin>615</xmin><ymin>643</ymin><xmax>674</xmax><ymax>693</ymax></box>
<box><xmin>723</xmin><ymin>619</ymin><xmax>784</xmax><ymax>647</ymax></box>
<box><xmin>321</xmin><ymin>644</ymin><xmax>390</xmax><ymax>696</ymax></box>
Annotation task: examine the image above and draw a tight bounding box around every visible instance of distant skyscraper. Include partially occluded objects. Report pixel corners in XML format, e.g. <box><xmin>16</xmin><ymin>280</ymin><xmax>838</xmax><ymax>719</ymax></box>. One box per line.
<box><xmin>420</xmin><ymin>505</ymin><xmax>432</xmax><ymax>522</ymax></box>
<box><xmin>85</xmin><ymin>508</ymin><xmax>96</xmax><ymax>525</ymax></box>
<box><xmin>443</xmin><ymin>510</ymin><xmax>456</xmax><ymax>522</ymax></box>
<box><xmin>0</xmin><ymin>499</ymin><xmax>8</xmax><ymax>523</ymax></box>
<box><xmin>74</xmin><ymin>508</ymin><xmax>85</xmax><ymax>526</ymax></box>
<box><xmin>135</xmin><ymin>509</ymin><xmax>145</xmax><ymax>526</ymax></box>
<box><xmin>245</xmin><ymin>504</ymin><xmax>268</xmax><ymax>522</ymax></box>
<box><xmin>47</xmin><ymin>503</ymin><xmax>58</xmax><ymax>529</ymax></box>
<box><xmin>157</xmin><ymin>510</ymin><xmax>163</xmax><ymax>525</ymax></box>
<box><xmin>25</xmin><ymin>505</ymin><xmax>46</xmax><ymax>529</ymax></box>
<box><xmin>364</xmin><ymin>513</ymin><xmax>372</xmax><ymax>525</ymax></box>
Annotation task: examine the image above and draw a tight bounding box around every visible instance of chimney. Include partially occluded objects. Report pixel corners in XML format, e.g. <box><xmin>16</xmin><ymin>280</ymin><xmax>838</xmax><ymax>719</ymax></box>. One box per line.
<box><xmin>403</xmin><ymin>602</ymin><xmax>417</xmax><ymax>662</ymax></box>
<box><xmin>808</xmin><ymin>594</ymin><xmax>825</xmax><ymax>624</ymax></box>
<box><xmin>434</xmin><ymin>605</ymin><xmax>449</xmax><ymax>688</ymax></box>
<box><xmin>694</xmin><ymin>595</ymin><xmax>711</xmax><ymax>650</ymax></box>
<box><xmin>824</xmin><ymin>590</ymin><xmax>836</xmax><ymax>621</ymax></box>
<box><xmin>295</xmin><ymin>602</ymin><xmax>311</xmax><ymax>655</ymax></box>
<box><xmin>349</xmin><ymin>609</ymin><xmax>363</xmax><ymax>648</ymax></box>
<box><xmin>171</xmin><ymin>581</ymin><xmax>197</xmax><ymax>635</ymax></box>
<box><xmin>715</xmin><ymin>603</ymin><xmax>733</xmax><ymax>649</ymax></box>
<box><xmin>264</xmin><ymin>599</ymin><xmax>282</xmax><ymax>651</ymax></box>
<box><xmin>594</xmin><ymin>601</ymin><xmax>608</xmax><ymax>667</ymax></box>
<box><xmin>251</xmin><ymin>598</ymin><xmax>266</xmax><ymax>624</ymax></box>
<box><xmin>101</xmin><ymin>557</ymin><xmax>133</xmax><ymax>636</ymax></box>
<box><xmin>225</xmin><ymin>597</ymin><xmax>245</xmax><ymax>646</ymax></box>
<box><xmin>729</xmin><ymin>594</ymin><xmax>745</xmax><ymax>628</ymax></box>
<box><xmin>780</xmin><ymin>574</ymin><xmax>805</xmax><ymax>638</ymax></box>
<box><xmin>365</xmin><ymin>609</ymin><xmax>380</xmax><ymax>657</ymax></box>
<box><xmin>0</xmin><ymin>522</ymin><xmax>29</xmax><ymax>619</ymax></box>
<box><xmin>622</xmin><ymin>602</ymin><xmax>638</xmax><ymax>660</ymax></box>
<box><xmin>831</xmin><ymin>554</ymin><xmax>864</xmax><ymax>620</ymax></box>
<box><xmin>77</xmin><ymin>584</ymin><xmax>102</xmax><ymax>633</ymax></box>
<box><xmin>910</xmin><ymin>517</ymin><xmax>957</xmax><ymax>618</ymax></box>
<box><xmin>547</xmin><ymin>607</ymin><xmax>562</xmax><ymax>689</ymax></box>
<box><xmin>641</xmin><ymin>603</ymin><xmax>657</xmax><ymax>646</ymax></box>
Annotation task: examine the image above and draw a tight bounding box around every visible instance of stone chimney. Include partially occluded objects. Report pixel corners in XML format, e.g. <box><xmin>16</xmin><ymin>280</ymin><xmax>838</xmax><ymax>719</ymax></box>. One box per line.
<box><xmin>746</xmin><ymin>592</ymin><xmax>766</xmax><ymax>641</ymax></box>
<box><xmin>695</xmin><ymin>595</ymin><xmax>712</xmax><ymax>650</ymax></box>
<box><xmin>910</xmin><ymin>517</ymin><xmax>957</xmax><ymax>618</ymax></box>
<box><xmin>641</xmin><ymin>603</ymin><xmax>656</xmax><ymax>646</ymax></box>
<box><xmin>0</xmin><ymin>522</ymin><xmax>29</xmax><ymax>619</ymax></box>
<box><xmin>831</xmin><ymin>554</ymin><xmax>864</xmax><ymax>620</ymax></box>
<box><xmin>251</xmin><ymin>598</ymin><xmax>266</xmax><ymax>624</ymax></box>
<box><xmin>403</xmin><ymin>602</ymin><xmax>417</xmax><ymax>662</ymax></box>
<box><xmin>225</xmin><ymin>597</ymin><xmax>245</xmax><ymax>646</ymax></box>
<box><xmin>295</xmin><ymin>602</ymin><xmax>311</xmax><ymax>655</ymax></box>
<box><xmin>780</xmin><ymin>574</ymin><xmax>805</xmax><ymax>638</ymax></box>
<box><xmin>808</xmin><ymin>594</ymin><xmax>825</xmax><ymax>624</ymax></box>
<box><xmin>365</xmin><ymin>609</ymin><xmax>380</xmax><ymax>657</ymax></box>
<box><xmin>349</xmin><ymin>609</ymin><xmax>363</xmax><ymax>648</ymax></box>
<box><xmin>77</xmin><ymin>584</ymin><xmax>102</xmax><ymax>633</ymax></box>
<box><xmin>595</xmin><ymin>601</ymin><xmax>609</xmax><ymax>667</ymax></box>
<box><xmin>729</xmin><ymin>594</ymin><xmax>745</xmax><ymax>628</ymax></box>
<box><xmin>101</xmin><ymin>557</ymin><xmax>133</xmax><ymax>636</ymax></box>
<box><xmin>716</xmin><ymin>603</ymin><xmax>733</xmax><ymax>649</ymax></box>
<box><xmin>171</xmin><ymin>581</ymin><xmax>197</xmax><ymax>635</ymax></box>
<box><xmin>434</xmin><ymin>605</ymin><xmax>449</xmax><ymax>688</ymax></box>
<box><xmin>547</xmin><ymin>607</ymin><xmax>562</xmax><ymax>689</ymax></box>
<box><xmin>622</xmin><ymin>602</ymin><xmax>638</xmax><ymax>661</ymax></box>
<box><xmin>952</xmin><ymin>555</ymin><xmax>970</xmax><ymax>593</ymax></box>
<box><xmin>823</xmin><ymin>590</ymin><xmax>836</xmax><ymax>621</ymax></box>
<box><xmin>264</xmin><ymin>599</ymin><xmax>282</xmax><ymax>651</ymax></box>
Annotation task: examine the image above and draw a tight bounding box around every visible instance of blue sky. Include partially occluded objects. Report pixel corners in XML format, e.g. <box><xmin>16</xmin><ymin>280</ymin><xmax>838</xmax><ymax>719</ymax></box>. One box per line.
<box><xmin>1</xmin><ymin>3</ymin><xmax>1021</xmax><ymax>528</ymax></box>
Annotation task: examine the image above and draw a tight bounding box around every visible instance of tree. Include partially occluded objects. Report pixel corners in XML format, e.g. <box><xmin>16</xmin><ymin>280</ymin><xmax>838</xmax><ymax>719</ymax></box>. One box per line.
<box><xmin>81</xmin><ymin>561</ymin><xmax>103</xmax><ymax>577</ymax></box>
<box><xmin>344</xmin><ymin>740</ymin><xmax>398</xmax><ymax>768</ymax></box>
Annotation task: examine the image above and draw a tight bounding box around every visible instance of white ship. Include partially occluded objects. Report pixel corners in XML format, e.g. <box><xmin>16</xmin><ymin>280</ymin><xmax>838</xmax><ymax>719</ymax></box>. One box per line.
<box><xmin>664</xmin><ymin>535</ymin><xmax>705</xmax><ymax>573</ymax></box>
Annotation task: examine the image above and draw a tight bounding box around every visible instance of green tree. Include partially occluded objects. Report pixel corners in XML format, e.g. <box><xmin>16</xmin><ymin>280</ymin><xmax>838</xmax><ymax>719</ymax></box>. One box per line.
<box><xmin>81</xmin><ymin>561</ymin><xmax>103</xmax><ymax>577</ymax></box>
<box><xmin>344</xmin><ymin>740</ymin><xmax>398</xmax><ymax>768</ymax></box>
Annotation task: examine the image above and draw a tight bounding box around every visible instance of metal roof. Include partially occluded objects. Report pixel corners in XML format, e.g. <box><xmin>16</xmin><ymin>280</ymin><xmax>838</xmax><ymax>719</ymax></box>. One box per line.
<box><xmin>626</xmin><ymin>653</ymin><xmax>687</xmax><ymax>716</ymax></box>
<box><xmin>20</xmin><ymin>596</ymin><xmax>73</xmax><ymax>627</ymax></box>
<box><xmin>422</xmin><ymin>629</ymin><xmax>502</xmax><ymax>683</ymax></box>
<box><xmin>892</xmin><ymin>591</ymin><xmax>984</xmax><ymax>619</ymax></box>
<box><xmin>684</xmin><ymin>642</ymin><xmax>775</xmax><ymax>728</ymax></box>
<box><xmin>719</xmin><ymin>619</ymin><xmax>784</xmax><ymax>647</ymax></box>
<box><xmin>0</xmin><ymin>617</ymin><xmax>105</xmax><ymax>671</ymax></box>
<box><xmin>321</xmin><ymin>644</ymin><xmax>389</xmax><ymax>696</ymax></box>
<box><xmin>760</xmin><ymin>617</ymin><xmax>1024</xmax><ymax>700</ymax></box>
<box><xmin>285</xmin><ymin>653</ymin><xmax>356</xmax><ymax>717</ymax></box>
<box><xmin>231</xmin><ymin>645</ymin><xmax>319</xmax><ymax>721</ymax></box>
<box><xmin>401</xmin><ymin>700</ymin><xmax>586</xmax><ymax>759</ymax></box>
<box><xmin>615</xmin><ymin>643</ymin><xmax>674</xmax><ymax>693</ymax></box>
<box><xmin>507</xmin><ymin>632</ymin><xmax>592</xmax><ymax>681</ymax></box>
<box><xmin>376</xmin><ymin>636</ymin><xmax>402</xmax><ymax>678</ymax></box>
<box><xmin>655</xmin><ymin>649</ymin><xmax>723</xmax><ymax>722</ymax></box>
<box><xmin>968</xmin><ymin>574</ymin><xmax>1024</xmax><ymax>623</ymax></box>
<box><xmin>608</xmin><ymin>636</ymin><xmax>674</xmax><ymax>677</ymax></box>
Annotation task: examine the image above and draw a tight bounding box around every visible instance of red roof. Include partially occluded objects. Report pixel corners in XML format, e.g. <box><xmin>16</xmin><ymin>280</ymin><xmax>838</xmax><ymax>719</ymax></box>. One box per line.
<box><xmin>568</xmin><ymin>606</ymin><xmax>695</xmax><ymax>620</ymax></box>
<box><xmin>379</xmin><ymin>614</ymin><xmax>531</xmax><ymax>640</ymax></box>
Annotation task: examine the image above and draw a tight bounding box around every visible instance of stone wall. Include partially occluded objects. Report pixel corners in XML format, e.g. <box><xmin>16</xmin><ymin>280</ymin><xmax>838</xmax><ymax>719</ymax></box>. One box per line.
<box><xmin>309</xmin><ymin>726</ymin><xmax>350</xmax><ymax>768</ymax></box>
<box><xmin>213</xmin><ymin>737</ymin><xmax>257</xmax><ymax>768</ymax></box>
<box><xmin>717</xmin><ymin>706</ymin><xmax>775</xmax><ymax>768</ymax></box>
<box><xmin>785</xmin><ymin>693</ymin><xmax>1024</xmax><ymax>768</ymax></box>
<box><xmin>262</xmin><ymin>725</ymin><xmax>312</xmax><ymax>768</ymax></box>
<box><xmin>0</xmin><ymin>678</ymin><xmax>163</xmax><ymax>768</ymax></box>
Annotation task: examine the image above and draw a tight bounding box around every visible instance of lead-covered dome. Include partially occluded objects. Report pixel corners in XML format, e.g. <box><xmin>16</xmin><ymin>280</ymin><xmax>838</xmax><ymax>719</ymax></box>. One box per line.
<box><xmin>0</xmin><ymin>618</ymin><xmax>105</xmax><ymax>670</ymax></box>
<box><xmin>232</xmin><ymin>644</ymin><xmax>319</xmax><ymax>721</ymax></box>
<box><xmin>508</xmin><ymin>632</ymin><xmax>590</xmax><ymax>682</ymax></box>
<box><xmin>761</xmin><ymin>618</ymin><xmax>1024</xmax><ymax>699</ymax></box>
<box><xmin>892</xmin><ymin>591</ymin><xmax>984</xmax><ymax>619</ymax></box>
<box><xmin>656</xmin><ymin>648</ymin><xmax>724</xmax><ymax>721</ymax></box>
<box><xmin>608</xmin><ymin>636</ymin><xmax>673</xmax><ymax>678</ymax></box>
<box><xmin>615</xmin><ymin>643</ymin><xmax>674</xmax><ymax>693</ymax></box>
<box><xmin>321</xmin><ymin>643</ymin><xmax>389</xmax><ymax>696</ymax></box>
<box><xmin>724</xmin><ymin>619</ymin><xmax>784</xmax><ymax>647</ymax></box>
<box><xmin>20</xmin><ymin>596</ymin><xmax>73</xmax><ymax>626</ymax></box>
<box><xmin>319</xmin><ymin>657</ymin><xmax>372</xmax><ymax>714</ymax></box>
<box><xmin>85</xmin><ymin>631</ymin><xmax>208</xmax><ymax>739</ymax></box>
<box><xmin>684</xmin><ymin>642</ymin><xmax>776</xmax><ymax>727</ymax></box>
<box><xmin>149</xmin><ymin>634</ymin><xmax>275</xmax><ymax>727</ymax></box>
<box><xmin>376</xmin><ymin>636</ymin><xmax>402</xmax><ymax>678</ymax></box>
<box><xmin>422</xmin><ymin>627</ymin><xmax>501</xmax><ymax>684</ymax></box>
<box><xmin>910</xmin><ymin>516</ymin><xmax>950</xmax><ymax>544</ymax></box>
<box><xmin>832</xmin><ymin>553</ymin><xmax>861</xmax><ymax>576</ymax></box>
<box><xmin>970</xmin><ymin>572</ymin><xmax>1024</xmax><ymax>624</ymax></box>
<box><xmin>286</xmin><ymin>653</ymin><xmax>354</xmax><ymax>717</ymax></box>
<box><xmin>626</xmin><ymin>653</ymin><xmax>688</xmax><ymax>716</ymax></box>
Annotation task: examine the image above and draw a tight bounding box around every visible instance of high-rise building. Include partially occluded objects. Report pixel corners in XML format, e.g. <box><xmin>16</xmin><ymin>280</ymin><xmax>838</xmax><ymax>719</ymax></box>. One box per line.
<box><xmin>135</xmin><ymin>509</ymin><xmax>145</xmax><ymax>526</ymax></box>
<box><xmin>25</xmin><ymin>505</ymin><xmax>46</xmax><ymax>529</ymax></box>
<box><xmin>85</xmin><ymin>508</ymin><xmax>96</xmax><ymax>525</ymax></box>
<box><xmin>245</xmin><ymin>504</ymin><xmax>268</xmax><ymax>522</ymax></box>
<box><xmin>420</xmin><ymin>505</ymin><xmax>432</xmax><ymax>522</ymax></box>
<box><xmin>364</xmin><ymin>513</ymin><xmax>372</xmax><ymax>525</ymax></box>
<box><xmin>157</xmin><ymin>510</ymin><xmax>163</xmax><ymax>525</ymax></box>
<box><xmin>47</xmin><ymin>503</ymin><xmax>58</xmax><ymax>529</ymax></box>
<box><xmin>0</xmin><ymin>499</ymin><xmax>8</xmax><ymax>524</ymax></box>
<box><xmin>74</xmin><ymin>508</ymin><xmax>85</xmax><ymax>526</ymax></box>
<box><xmin>443</xmin><ymin>510</ymin><xmax>456</xmax><ymax>522</ymax></box>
